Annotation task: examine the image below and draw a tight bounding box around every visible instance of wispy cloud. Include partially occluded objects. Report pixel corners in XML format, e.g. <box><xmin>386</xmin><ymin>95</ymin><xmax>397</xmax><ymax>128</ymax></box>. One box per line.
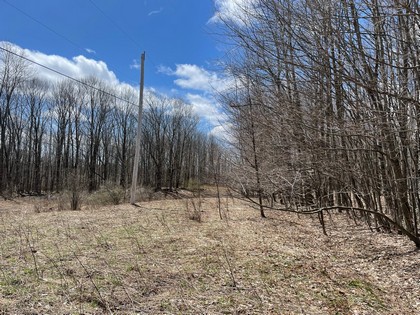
<box><xmin>85</xmin><ymin>48</ymin><xmax>96</xmax><ymax>54</ymax></box>
<box><xmin>130</xmin><ymin>59</ymin><xmax>140</xmax><ymax>70</ymax></box>
<box><xmin>148</xmin><ymin>7</ymin><xmax>163</xmax><ymax>16</ymax></box>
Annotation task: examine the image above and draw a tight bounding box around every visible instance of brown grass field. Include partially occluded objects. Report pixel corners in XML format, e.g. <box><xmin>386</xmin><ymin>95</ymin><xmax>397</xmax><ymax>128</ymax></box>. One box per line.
<box><xmin>0</xmin><ymin>191</ymin><xmax>419</xmax><ymax>314</ymax></box>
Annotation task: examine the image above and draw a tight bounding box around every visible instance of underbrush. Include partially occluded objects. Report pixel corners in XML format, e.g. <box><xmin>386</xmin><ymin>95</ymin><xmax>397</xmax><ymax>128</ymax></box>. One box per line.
<box><xmin>0</xmin><ymin>196</ymin><xmax>418</xmax><ymax>314</ymax></box>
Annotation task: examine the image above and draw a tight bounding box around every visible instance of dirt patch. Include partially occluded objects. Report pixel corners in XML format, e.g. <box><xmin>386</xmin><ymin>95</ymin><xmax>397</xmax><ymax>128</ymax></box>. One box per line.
<box><xmin>0</xmin><ymin>196</ymin><xmax>418</xmax><ymax>314</ymax></box>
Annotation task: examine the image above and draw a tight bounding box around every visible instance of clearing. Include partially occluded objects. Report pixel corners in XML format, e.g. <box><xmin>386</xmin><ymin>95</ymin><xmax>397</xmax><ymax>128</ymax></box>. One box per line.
<box><xmin>0</xmin><ymin>193</ymin><xmax>419</xmax><ymax>314</ymax></box>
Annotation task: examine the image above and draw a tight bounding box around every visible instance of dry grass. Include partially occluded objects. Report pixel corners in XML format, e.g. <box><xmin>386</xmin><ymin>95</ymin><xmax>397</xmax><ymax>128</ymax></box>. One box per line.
<box><xmin>0</xmin><ymin>194</ymin><xmax>419</xmax><ymax>314</ymax></box>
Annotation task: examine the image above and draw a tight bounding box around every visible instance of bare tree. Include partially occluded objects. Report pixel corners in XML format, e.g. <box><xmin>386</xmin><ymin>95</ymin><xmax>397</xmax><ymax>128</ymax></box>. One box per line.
<box><xmin>0</xmin><ymin>50</ymin><xmax>227</xmax><ymax>206</ymax></box>
<box><xmin>0</xmin><ymin>43</ymin><xmax>29</xmax><ymax>194</ymax></box>
<box><xmin>22</xmin><ymin>78</ymin><xmax>49</xmax><ymax>194</ymax></box>
<box><xmin>114</xmin><ymin>87</ymin><xmax>137</xmax><ymax>189</ymax></box>
<box><xmin>216</xmin><ymin>0</ymin><xmax>420</xmax><ymax>247</ymax></box>
<box><xmin>83</xmin><ymin>77</ymin><xmax>113</xmax><ymax>192</ymax></box>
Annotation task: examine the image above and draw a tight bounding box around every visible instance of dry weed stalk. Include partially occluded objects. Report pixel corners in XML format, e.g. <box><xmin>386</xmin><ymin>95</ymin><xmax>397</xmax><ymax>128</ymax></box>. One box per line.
<box><xmin>185</xmin><ymin>192</ymin><xmax>203</xmax><ymax>223</ymax></box>
<box><xmin>220</xmin><ymin>241</ymin><xmax>237</xmax><ymax>288</ymax></box>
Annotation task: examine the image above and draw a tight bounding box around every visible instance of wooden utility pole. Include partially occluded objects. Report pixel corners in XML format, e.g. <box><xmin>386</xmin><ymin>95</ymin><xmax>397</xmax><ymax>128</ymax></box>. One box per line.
<box><xmin>130</xmin><ymin>52</ymin><xmax>145</xmax><ymax>204</ymax></box>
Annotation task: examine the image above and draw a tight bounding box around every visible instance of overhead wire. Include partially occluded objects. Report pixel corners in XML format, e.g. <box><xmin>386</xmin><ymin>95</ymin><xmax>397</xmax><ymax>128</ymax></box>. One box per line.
<box><xmin>87</xmin><ymin>0</ymin><xmax>142</xmax><ymax>50</ymax></box>
<box><xmin>87</xmin><ymin>0</ymin><xmax>161</xmax><ymax>70</ymax></box>
<box><xmin>2</xmin><ymin>0</ymin><xmax>155</xmax><ymax>97</ymax></box>
<box><xmin>0</xmin><ymin>45</ymin><xmax>138</xmax><ymax>106</ymax></box>
<box><xmin>3</xmin><ymin>0</ymin><xmax>160</xmax><ymax>71</ymax></box>
<box><xmin>2</xmin><ymin>0</ymin><xmax>87</xmax><ymax>54</ymax></box>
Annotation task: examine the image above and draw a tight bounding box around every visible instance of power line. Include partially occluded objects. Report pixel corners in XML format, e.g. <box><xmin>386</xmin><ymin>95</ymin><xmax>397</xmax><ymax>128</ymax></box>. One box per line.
<box><xmin>1</xmin><ymin>0</ymin><xmax>147</xmax><ymax>93</ymax></box>
<box><xmin>3</xmin><ymin>0</ymin><xmax>156</xmax><ymax>93</ymax></box>
<box><xmin>0</xmin><ymin>45</ymin><xmax>138</xmax><ymax>106</ymax></box>
<box><xmin>87</xmin><ymin>0</ymin><xmax>161</xmax><ymax>71</ymax></box>
<box><xmin>87</xmin><ymin>0</ymin><xmax>142</xmax><ymax>50</ymax></box>
<box><xmin>2</xmin><ymin>0</ymin><xmax>86</xmax><ymax>53</ymax></box>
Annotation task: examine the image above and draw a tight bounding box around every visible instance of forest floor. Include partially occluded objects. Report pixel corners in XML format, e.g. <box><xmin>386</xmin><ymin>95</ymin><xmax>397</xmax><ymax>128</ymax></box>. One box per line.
<box><xmin>0</xmin><ymin>189</ymin><xmax>419</xmax><ymax>314</ymax></box>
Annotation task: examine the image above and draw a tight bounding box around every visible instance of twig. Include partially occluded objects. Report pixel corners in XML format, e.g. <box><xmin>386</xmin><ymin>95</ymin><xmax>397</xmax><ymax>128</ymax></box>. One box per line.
<box><xmin>221</xmin><ymin>242</ymin><xmax>237</xmax><ymax>288</ymax></box>
<box><xmin>73</xmin><ymin>252</ymin><xmax>111</xmax><ymax>313</ymax></box>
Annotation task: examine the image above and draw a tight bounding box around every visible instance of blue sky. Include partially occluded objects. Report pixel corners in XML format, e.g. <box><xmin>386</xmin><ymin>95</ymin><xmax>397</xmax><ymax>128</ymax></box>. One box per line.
<box><xmin>0</xmin><ymin>0</ymin><xmax>244</xmax><ymax>137</ymax></box>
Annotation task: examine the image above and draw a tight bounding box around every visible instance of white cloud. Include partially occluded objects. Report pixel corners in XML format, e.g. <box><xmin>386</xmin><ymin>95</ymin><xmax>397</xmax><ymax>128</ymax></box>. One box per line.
<box><xmin>185</xmin><ymin>93</ymin><xmax>231</xmax><ymax>140</ymax></box>
<box><xmin>160</xmin><ymin>64</ymin><xmax>228</xmax><ymax>93</ymax></box>
<box><xmin>1</xmin><ymin>42</ymin><xmax>120</xmax><ymax>86</ymax></box>
<box><xmin>158</xmin><ymin>62</ymin><xmax>234</xmax><ymax>139</ymax></box>
<box><xmin>186</xmin><ymin>93</ymin><xmax>222</xmax><ymax>126</ymax></box>
<box><xmin>210</xmin><ymin>123</ymin><xmax>234</xmax><ymax>142</ymax></box>
<box><xmin>1</xmin><ymin>42</ymin><xmax>232</xmax><ymax>139</ymax></box>
<box><xmin>209</xmin><ymin>0</ymin><xmax>257</xmax><ymax>25</ymax></box>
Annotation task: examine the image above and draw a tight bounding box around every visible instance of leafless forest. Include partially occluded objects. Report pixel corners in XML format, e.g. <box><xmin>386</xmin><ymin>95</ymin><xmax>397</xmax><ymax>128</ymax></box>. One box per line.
<box><xmin>216</xmin><ymin>0</ymin><xmax>420</xmax><ymax>248</ymax></box>
<box><xmin>0</xmin><ymin>43</ymin><xmax>228</xmax><ymax>202</ymax></box>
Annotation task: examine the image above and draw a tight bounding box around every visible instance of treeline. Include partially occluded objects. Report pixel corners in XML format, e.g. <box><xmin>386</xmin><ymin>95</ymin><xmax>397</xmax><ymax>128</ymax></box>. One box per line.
<box><xmin>218</xmin><ymin>0</ymin><xmax>420</xmax><ymax>246</ymax></box>
<box><xmin>0</xmin><ymin>43</ymin><xmax>226</xmax><ymax>197</ymax></box>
